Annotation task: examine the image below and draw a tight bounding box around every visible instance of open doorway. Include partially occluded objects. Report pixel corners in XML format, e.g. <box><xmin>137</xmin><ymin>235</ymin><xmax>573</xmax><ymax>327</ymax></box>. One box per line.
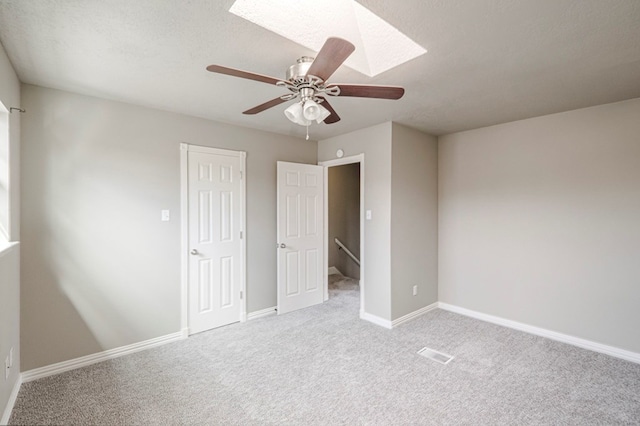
<box><xmin>321</xmin><ymin>154</ymin><xmax>365</xmax><ymax>315</ymax></box>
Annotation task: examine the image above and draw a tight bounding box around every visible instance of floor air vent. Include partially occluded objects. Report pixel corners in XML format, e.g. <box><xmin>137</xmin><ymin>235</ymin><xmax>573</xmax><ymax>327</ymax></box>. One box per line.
<box><xmin>417</xmin><ymin>347</ymin><xmax>454</xmax><ymax>365</ymax></box>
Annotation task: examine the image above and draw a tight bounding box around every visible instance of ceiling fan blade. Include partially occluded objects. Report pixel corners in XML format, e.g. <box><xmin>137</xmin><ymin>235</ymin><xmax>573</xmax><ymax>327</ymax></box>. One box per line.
<box><xmin>329</xmin><ymin>84</ymin><xmax>405</xmax><ymax>100</ymax></box>
<box><xmin>318</xmin><ymin>97</ymin><xmax>340</xmax><ymax>124</ymax></box>
<box><xmin>206</xmin><ymin>64</ymin><xmax>281</xmax><ymax>86</ymax></box>
<box><xmin>243</xmin><ymin>97</ymin><xmax>288</xmax><ymax>115</ymax></box>
<box><xmin>306</xmin><ymin>37</ymin><xmax>355</xmax><ymax>82</ymax></box>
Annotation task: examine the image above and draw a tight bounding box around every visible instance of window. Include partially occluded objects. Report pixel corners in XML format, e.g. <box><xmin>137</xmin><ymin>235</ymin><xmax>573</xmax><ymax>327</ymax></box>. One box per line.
<box><xmin>0</xmin><ymin>101</ymin><xmax>10</xmax><ymax>241</ymax></box>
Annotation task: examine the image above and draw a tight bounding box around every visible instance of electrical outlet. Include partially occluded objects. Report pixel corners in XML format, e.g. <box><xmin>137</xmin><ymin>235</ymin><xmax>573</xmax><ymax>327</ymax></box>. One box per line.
<box><xmin>413</xmin><ymin>285</ymin><xmax>418</xmax><ymax>296</ymax></box>
<box><xmin>9</xmin><ymin>347</ymin><xmax>13</xmax><ymax>368</ymax></box>
<box><xmin>4</xmin><ymin>356</ymin><xmax>9</xmax><ymax>380</ymax></box>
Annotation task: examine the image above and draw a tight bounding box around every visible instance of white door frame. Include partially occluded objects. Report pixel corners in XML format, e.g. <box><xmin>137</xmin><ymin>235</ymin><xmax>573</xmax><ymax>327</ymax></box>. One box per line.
<box><xmin>180</xmin><ymin>143</ymin><xmax>247</xmax><ymax>335</ymax></box>
<box><xmin>319</xmin><ymin>154</ymin><xmax>365</xmax><ymax>315</ymax></box>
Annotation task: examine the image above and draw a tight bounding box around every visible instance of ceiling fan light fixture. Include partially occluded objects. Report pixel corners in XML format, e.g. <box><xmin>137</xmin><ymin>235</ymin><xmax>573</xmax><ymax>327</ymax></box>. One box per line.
<box><xmin>302</xmin><ymin>99</ymin><xmax>325</xmax><ymax>121</ymax></box>
<box><xmin>284</xmin><ymin>102</ymin><xmax>311</xmax><ymax>126</ymax></box>
<box><xmin>313</xmin><ymin>103</ymin><xmax>331</xmax><ymax>123</ymax></box>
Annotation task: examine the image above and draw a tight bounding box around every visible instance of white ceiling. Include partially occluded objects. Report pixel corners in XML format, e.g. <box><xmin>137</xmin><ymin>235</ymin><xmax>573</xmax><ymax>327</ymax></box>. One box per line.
<box><xmin>1</xmin><ymin>0</ymin><xmax>639</xmax><ymax>139</ymax></box>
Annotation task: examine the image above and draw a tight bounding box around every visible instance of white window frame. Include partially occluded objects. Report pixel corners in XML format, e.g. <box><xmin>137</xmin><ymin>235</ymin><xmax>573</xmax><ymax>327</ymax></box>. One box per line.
<box><xmin>0</xmin><ymin>100</ymin><xmax>11</xmax><ymax>243</ymax></box>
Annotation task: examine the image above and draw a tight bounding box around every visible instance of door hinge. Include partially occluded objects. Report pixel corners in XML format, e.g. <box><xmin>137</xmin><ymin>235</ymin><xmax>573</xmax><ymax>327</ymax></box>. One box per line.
<box><xmin>240</xmin><ymin>171</ymin><xmax>243</xmax><ymax>180</ymax></box>
<box><xmin>240</xmin><ymin>231</ymin><xmax>243</xmax><ymax>239</ymax></box>
<box><xmin>240</xmin><ymin>291</ymin><xmax>243</xmax><ymax>300</ymax></box>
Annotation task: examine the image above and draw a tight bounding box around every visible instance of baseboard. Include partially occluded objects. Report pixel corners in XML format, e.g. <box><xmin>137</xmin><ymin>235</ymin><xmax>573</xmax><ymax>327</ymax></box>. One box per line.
<box><xmin>1</xmin><ymin>374</ymin><xmax>22</xmax><ymax>425</ymax></box>
<box><xmin>360</xmin><ymin>311</ymin><xmax>392</xmax><ymax>329</ymax></box>
<box><xmin>247</xmin><ymin>306</ymin><xmax>277</xmax><ymax>320</ymax></box>
<box><xmin>328</xmin><ymin>266</ymin><xmax>342</xmax><ymax>275</ymax></box>
<box><xmin>392</xmin><ymin>302</ymin><xmax>439</xmax><ymax>328</ymax></box>
<box><xmin>21</xmin><ymin>331</ymin><xmax>186</xmax><ymax>383</ymax></box>
<box><xmin>360</xmin><ymin>302</ymin><xmax>439</xmax><ymax>330</ymax></box>
<box><xmin>438</xmin><ymin>302</ymin><xmax>640</xmax><ymax>365</ymax></box>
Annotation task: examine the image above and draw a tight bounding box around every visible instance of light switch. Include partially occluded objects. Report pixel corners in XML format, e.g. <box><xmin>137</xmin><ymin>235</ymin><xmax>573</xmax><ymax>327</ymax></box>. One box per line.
<box><xmin>161</xmin><ymin>210</ymin><xmax>170</xmax><ymax>221</ymax></box>
<box><xmin>366</xmin><ymin>210</ymin><xmax>372</xmax><ymax>220</ymax></box>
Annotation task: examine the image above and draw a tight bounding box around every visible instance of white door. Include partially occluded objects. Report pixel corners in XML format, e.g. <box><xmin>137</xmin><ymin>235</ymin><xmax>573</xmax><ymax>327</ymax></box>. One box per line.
<box><xmin>277</xmin><ymin>161</ymin><xmax>324</xmax><ymax>314</ymax></box>
<box><xmin>188</xmin><ymin>148</ymin><xmax>244</xmax><ymax>334</ymax></box>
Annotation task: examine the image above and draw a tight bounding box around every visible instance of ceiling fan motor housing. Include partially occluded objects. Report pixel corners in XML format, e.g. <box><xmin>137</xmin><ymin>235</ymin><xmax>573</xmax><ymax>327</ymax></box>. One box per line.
<box><xmin>287</xmin><ymin>56</ymin><xmax>315</xmax><ymax>82</ymax></box>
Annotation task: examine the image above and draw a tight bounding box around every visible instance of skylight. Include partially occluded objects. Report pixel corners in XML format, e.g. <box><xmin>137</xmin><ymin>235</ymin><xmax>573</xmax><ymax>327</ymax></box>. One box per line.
<box><xmin>229</xmin><ymin>0</ymin><xmax>427</xmax><ymax>77</ymax></box>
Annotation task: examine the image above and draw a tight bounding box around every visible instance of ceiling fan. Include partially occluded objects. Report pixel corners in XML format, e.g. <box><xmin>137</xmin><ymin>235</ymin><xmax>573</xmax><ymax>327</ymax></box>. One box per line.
<box><xmin>206</xmin><ymin>37</ymin><xmax>404</xmax><ymax>134</ymax></box>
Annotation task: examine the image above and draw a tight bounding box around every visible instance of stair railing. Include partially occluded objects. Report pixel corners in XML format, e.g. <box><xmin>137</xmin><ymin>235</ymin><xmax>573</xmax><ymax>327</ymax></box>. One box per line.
<box><xmin>334</xmin><ymin>237</ymin><xmax>360</xmax><ymax>266</ymax></box>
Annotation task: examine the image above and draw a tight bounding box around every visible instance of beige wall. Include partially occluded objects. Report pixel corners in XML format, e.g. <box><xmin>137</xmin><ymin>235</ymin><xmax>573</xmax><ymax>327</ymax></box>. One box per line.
<box><xmin>439</xmin><ymin>98</ymin><xmax>640</xmax><ymax>353</ymax></box>
<box><xmin>20</xmin><ymin>84</ymin><xmax>316</xmax><ymax>370</ymax></box>
<box><xmin>0</xmin><ymin>41</ymin><xmax>20</xmax><ymax>421</ymax></box>
<box><xmin>328</xmin><ymin>163</ymin><xmax>360</xmax><ymax>279</ymax></box>
<box><xmin>319</xmin><ymin>123</ymin><xmax>392</xmax><ymax>320</ymax></box>
<box><xmin>0</xmin><ymin>245</ymin><xmax>19</xmax><ymax>419</ymax></box>
<box><xmin>390</xmin><ymin>123</ymin><xmax>438</xmax><ymax>320</ymax></box>
<box><xmin>320</xmin><ymin>122</ymin><xmax>439</xmax><ymax>323</ymax></box>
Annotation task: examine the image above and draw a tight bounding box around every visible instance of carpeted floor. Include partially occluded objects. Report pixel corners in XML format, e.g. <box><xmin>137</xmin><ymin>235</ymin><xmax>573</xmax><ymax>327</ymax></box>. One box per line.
<box><xmin>9</xmin><ymin>274</ymin><xmax>640</xmax><ymax>425</ymax></box>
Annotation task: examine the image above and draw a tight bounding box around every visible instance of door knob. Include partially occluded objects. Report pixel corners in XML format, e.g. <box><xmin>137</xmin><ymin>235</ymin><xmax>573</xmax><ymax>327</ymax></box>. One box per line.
<box><xmin>279</xmin><ymin>243</ymin><xmax>286</xmax><ymax>249</ymax></box>
<box><xmin>190</xmin><ymin>249</ymin><xmax>198</xmax><ymax>255</ymax></box>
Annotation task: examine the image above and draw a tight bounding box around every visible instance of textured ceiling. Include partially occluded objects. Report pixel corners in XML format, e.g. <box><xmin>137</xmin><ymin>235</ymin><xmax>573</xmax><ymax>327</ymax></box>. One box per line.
<box><xmin>1</xmin><ymin>0</ymin><xmax>640</xmax><ymax>139</ymax></box>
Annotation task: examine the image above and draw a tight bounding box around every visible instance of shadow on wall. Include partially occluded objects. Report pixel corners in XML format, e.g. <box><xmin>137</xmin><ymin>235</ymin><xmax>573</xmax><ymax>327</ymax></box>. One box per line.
<box><xmin>22</xmin><ymin>104</ymin><xmax>179</xmax><ymax>369</ymax></box>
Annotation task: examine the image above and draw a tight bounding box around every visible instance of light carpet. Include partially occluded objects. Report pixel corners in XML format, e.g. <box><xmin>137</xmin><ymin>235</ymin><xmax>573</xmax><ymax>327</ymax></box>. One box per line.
<box><xmin>9</xmin><ymin>275</ymin><xmax>640</xmax><ymax>425</ymax></box>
